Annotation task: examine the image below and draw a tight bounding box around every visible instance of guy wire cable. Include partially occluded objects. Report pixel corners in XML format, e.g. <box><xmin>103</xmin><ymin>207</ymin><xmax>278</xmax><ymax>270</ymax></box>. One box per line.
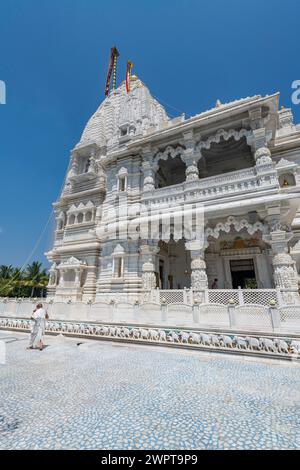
<box><xmin>152</xmin><ymin>93</ymin><xmax>191</xmax><ymax>118</ymax></box>
<box><xmin>0</xmin><ymin>165</ymin><xmax>69</xmax><ymax>293</ymax></box>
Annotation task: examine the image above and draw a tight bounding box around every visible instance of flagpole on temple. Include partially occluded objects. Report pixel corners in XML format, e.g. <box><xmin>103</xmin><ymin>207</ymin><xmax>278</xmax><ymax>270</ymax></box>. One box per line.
<box><xmin>112</xmin><ymin>47</ymin><xmax>120</xmax><ymax>90</ymax></box>
<box><xmin>104</xmin><ymin>46</ymin><xmax>120</xmax><ymax>96</ymax></box>
<box><xmin>126</xmin><ymin>61</ymin><xmax>133</xmax><ymax>93</ymax></box>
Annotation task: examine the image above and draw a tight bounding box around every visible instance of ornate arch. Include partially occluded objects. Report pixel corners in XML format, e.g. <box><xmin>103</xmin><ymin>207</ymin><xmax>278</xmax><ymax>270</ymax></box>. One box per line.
<box><xmin>195</xmin><ymin>128</ymin><xmax>252</xmax><ymax>153</ymax></box>
<box><xmin>153</xmin><ymin>145</ymin><xmax>185</xmax><ymax>164</ymax></box>
<box><xmin>205</xmin><ymin>216</ymin><xmax>267</xmax><ymax>242</ymax></box>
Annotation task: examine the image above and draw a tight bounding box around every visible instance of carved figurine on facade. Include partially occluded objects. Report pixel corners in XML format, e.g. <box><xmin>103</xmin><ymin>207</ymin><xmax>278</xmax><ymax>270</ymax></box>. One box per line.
<box><xmin>48</xmin><ymin>263</ymin><xmax>58</xmax><ymax>286</ymax></box>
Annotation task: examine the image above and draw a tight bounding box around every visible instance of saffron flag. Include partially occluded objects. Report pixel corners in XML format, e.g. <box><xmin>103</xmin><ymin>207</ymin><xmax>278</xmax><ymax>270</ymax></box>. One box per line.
<box><xmin>126</xmin><ymin>61</ymin><xmax>133</xmax><ymax>93</ymax></box>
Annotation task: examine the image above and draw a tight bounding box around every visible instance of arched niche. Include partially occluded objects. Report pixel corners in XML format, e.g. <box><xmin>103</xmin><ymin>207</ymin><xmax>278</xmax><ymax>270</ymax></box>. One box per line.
<box><xmin>77</xmin><ymin>213</ymin><xmax>84</xmax><ymax>224</ymax></box>
<box><xmin>69</xmin><ymin>214</ymin><xmax>76</xmax><ymax>225</ymax></box>
<box><xmin>279</xmin><ymin>173</ymin><xmax>296</xmax><ymax>187</ymax></box>
<box><xmin>85</xmin><ymin>211</ymin><xmax>93</xmax><ymax>222</ymax></box>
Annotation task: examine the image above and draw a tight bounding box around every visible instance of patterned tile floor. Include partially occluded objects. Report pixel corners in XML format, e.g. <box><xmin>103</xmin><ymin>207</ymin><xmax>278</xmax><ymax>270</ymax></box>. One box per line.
<box><xmin>0</xmin><ymin>330</ymin><xmax>300</xmax><ymax>450</ymax></box>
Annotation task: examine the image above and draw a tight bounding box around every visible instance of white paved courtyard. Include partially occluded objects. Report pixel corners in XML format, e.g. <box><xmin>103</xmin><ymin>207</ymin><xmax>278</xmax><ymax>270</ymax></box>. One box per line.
<box><xmin>0</xmin><ymin>330</ymin><xmax>300</xmax><ymax>450</ymax></box>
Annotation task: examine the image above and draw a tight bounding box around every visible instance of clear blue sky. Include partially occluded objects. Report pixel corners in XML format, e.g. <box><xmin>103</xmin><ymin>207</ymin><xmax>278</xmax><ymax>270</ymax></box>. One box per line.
<box><xmin>1</xmin><ymin>0</ymin><xmax>300</xmax><ymax>269</ymax></box>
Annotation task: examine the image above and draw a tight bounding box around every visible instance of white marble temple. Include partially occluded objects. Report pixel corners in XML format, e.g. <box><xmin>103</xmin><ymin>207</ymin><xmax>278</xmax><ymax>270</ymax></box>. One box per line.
<box><xmin>45</xmin><ymin>75</ymin><xmax>300</xmax><ymax>304</ymax></box>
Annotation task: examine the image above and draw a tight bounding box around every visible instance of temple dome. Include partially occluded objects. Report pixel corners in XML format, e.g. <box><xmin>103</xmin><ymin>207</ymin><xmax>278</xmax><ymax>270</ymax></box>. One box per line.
<box><xmin>77</xmin><ymin>77</ymin><xmax>169</xmax><ymax>151</ymax></box>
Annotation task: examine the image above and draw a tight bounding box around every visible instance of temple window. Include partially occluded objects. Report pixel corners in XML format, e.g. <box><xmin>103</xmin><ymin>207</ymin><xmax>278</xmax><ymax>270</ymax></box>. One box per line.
<box><xmin>57</xmin><ymin>219</ymin><xmax>63</xmax><ymax>230</ymax></box>
<box><xmin>118</xmin><ymin>175</ymin><xmax>127</xmax><ymax>192</ymax></box>
<box><xmin>113</xmin><ymin>257</ymin><xmax>124</xmax><ymax>278</ymax></box>
<box><xmin>85</xmin><ymin>211</ymin><xmax>93</xmax><ymax>222</ymax></box>
<box><xmin>77</xmin><ymin>213</ymin><xmax>84</xmax><ymax>223</ymax></box>
<box><xmin>76</xmin><ymin>156</ymin><xmax>90</xmax><ymax>174</ymax></box>
<box><xmin>56</xmin><ymin>211</ymin><xmax>66</xmax><ymax>230</ymax></box>
<box><xmin>64</xmin><ymin>269</ymin><xmax>75</xmax><ymax>283</ymax></box>
<box><xmin>69</xmin><ymin>214</ymin><xmax>76</xmax><ymax>225</ymax></box>
<box><xmin>128</xmin><ymin>125</ymin><xmax>136</xmax><ymax>136</ymax></box>
<box><xmin>84</xmin><ymin>158</ymin><xmax>91</xmax><ymax>173</ymax></box>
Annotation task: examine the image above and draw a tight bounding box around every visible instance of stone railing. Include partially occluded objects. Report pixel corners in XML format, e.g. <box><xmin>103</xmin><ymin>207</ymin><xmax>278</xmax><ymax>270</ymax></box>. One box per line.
<box><xmin>149</xmin><ymin>288</ymin><xmax>283</xmax><ymax>306</ymax></box>
<box><xmin>142</xmin><ymin>166</ymin><xmax>278</xmax><ymax>207</ymax></box>
<box><xmin>1</xmin><ymin>296</ymin><xmax>300</xmax><ymax>335</ymax></box>
<box><xmin>1</xmin><ymin>316</ymin><xmax>300</xmax><ymax>360</ymax></box>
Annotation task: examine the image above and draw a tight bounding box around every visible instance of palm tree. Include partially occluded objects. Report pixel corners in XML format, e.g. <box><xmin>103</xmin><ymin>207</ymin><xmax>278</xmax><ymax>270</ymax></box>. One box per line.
<box><xmin>0</xmin><ymin>265</ymin><xmax>15</xmax><ymax>296</ymax></box>
<box><xmin>24</xmin><ymin>262</ymin><xmax>49</xmax><ymax>297</ymax></box>
<box><xmin>0</xmin><ymin>265</ymin><xmax>14</xmax><ymax>279</ymax></box>
<box><xmin>0</xmin><ymin>262</ymin><xmax>49</xmax><ymax>297</ymax></box>
<box><xmin>11</xmin><ymin>267</ymin><xmax>24</xmax><ymax>296</ymax></box>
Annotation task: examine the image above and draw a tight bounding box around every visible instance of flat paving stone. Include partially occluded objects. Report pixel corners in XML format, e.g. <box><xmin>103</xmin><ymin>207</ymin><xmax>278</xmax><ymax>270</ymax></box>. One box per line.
<box><xmin>0</xmin><ymin>331</ymin><xmax>300</xmax><ymax>450</ymax></box>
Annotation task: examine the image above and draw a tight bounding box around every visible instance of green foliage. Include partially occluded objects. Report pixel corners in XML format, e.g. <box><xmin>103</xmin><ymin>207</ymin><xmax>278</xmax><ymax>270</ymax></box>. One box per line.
<box><xmin>0</xmin><ymin>262</ymin><xmax>49</xmax><ymax>298</ymax></box>
<box><xmin>244</xmin><ymin>278</ymin><xmax>258</xmax><ymax>289</ymax></box>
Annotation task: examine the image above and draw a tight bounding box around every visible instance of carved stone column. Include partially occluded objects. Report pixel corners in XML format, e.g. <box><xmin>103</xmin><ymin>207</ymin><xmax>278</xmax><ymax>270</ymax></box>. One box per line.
<box><xmin>265</xmin><ymin>229</ymin><xmax>299</xmax><ymax>304</ymax></box>
<box><xmin>190</xmin><ymin>255</ymin><xmax>208</xmax><ymax>290</ymax></box>
<box><xmin>82</xmin><ymin>266</ymin><xmax>97</xmax><ymax>301</ymax></box>
<box><xmin>247</xmin><ymin>127</ymin><xmax>278</xmax><ymax>187</ymax></box>
<box><xmin>140</xmin><ymin>242</ymin><xmax>159</xmax><ymax>301</ymax></box>
<box><xmin>247</xmin><ymin>127</ymin><xmax>269</xmax><ymax>162</ymax></box>
<box><xmin>75</xmin><ymin>268</ymin><xmax>81</xmax><ymax>287</ymax></box>
<box><xmin>141</xmin><ymin>146</ymin><xmax>158</xmax><ymax>192</ymax></box>
<box><xmin>87</xmin><ymin>150</ymin><xmax>97</xmax><ymax>175</ymax></box>
<box><xmin>185</xmin><ymin>241</ymin><xmax>208</xmax><ymax>303</ymax></box>
<box><xmin>182</xmin><ymin>130</ymin><xmax>200</xmax><ymax>183</ymax></box>
<box><xmin>254</xmin><ymin>146</ymin><xmax>273</xmax><ymax>166</ymax></box>
<box><xmin>62</xmin><ymin>153</ymin><xmax>78</xmax><ymax>195</ymax></box>
<box><xmin>67</xmin><ymin>152</ymin><xmax>78</xmax><ymax>178</ymax></box>
<box><xmin>185</xmin><ymin>159</ymin><xmax>200</xmax><ymax>182</ymax></box>
<box><xmin>142</xmin><ymin>259</ymin><xmax>156</xmax><ymax>290</ymax></box>
<box><xmin>59</xmin><ymin>269</ymin><xmax>65</xmax><ymax>286</ymax></box>
<box><xmin>142</xmin><ymin>160</ymin><xmax>157</xmax><ymax>192</ymax></box>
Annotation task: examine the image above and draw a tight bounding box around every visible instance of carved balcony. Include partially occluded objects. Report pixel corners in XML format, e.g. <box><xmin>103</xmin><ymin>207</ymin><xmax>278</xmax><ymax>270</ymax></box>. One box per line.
<box><xmin>142</xmin><ymin>166</ymin><xmax>279</xmax><ymax>208</ymax></box>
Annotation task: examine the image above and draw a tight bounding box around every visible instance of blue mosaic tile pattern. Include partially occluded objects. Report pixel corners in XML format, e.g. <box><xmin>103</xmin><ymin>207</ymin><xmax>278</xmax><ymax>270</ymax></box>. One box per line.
<box><xmin>0</xmin><ymin>332</ymin><xmax>300</xmax><ymax>450</ymax></box>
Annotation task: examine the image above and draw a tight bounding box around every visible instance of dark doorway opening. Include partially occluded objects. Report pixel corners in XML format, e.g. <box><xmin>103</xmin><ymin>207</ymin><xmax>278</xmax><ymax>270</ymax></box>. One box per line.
<box><xmin>198</xmin><ymin>136</ymin><xmax>254</xmax><ymax>179</ymax></box>
<box><xmin>159</xmin><ymin>260</ymin><xmax>164</xmax><ymax>289</ymax></box>
<box><xmin>230</xmin><ymin>258</ymin><xmax>257</xmax><ymax>289</ymax></box>
<box><xmin>155</xmin><ymin>155</ymin><xmax>186</xmax><ymax>188</ymax></box>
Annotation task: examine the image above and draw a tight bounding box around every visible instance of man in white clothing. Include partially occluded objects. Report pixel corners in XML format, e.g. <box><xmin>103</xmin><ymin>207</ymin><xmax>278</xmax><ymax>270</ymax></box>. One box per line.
<box><xmin>28</xmin><ymin>303</ymin><xmax>48</xmax><ymax>350</ymax></box>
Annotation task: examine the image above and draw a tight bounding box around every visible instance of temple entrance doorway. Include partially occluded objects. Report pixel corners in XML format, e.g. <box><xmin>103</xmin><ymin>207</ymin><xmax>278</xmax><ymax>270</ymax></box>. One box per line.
<box><xmin>230</xmin><ymin>259</ymin><xmax>257</xmax><ymax>289</ymax></box>
<box><xmin>157</xmin><ymin>239</ymin><xmax>191</xmax><ymax>289</ymax></box>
